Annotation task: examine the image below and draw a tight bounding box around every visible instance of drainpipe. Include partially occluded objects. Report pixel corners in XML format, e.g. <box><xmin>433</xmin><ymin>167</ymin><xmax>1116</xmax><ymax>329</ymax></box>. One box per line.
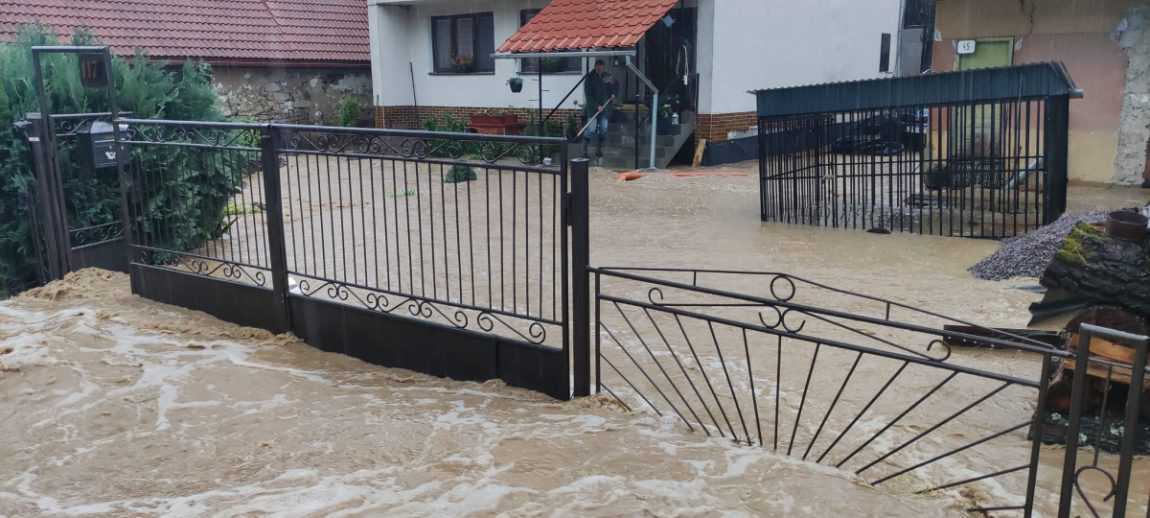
<box><xmin>625</xmin><ymin>55</ymin><xmax>658</xmax><ymax>170</ymax></box>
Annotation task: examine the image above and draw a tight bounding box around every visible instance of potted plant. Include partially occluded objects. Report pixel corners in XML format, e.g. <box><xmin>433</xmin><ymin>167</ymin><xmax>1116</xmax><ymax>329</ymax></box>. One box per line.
<box><xmin>657</xmin><ymin>102</ymin><xmax>678</xmax><ymax>135</ymax></box>
<box><xmin>445</xmin><ymin>164</ymin><xmax>477</xmax><ymax>183</ymax></box>
<box><xmin>452</xmin><ymin>55</ymin><xmax>475</xmax><ymax>73</ymax></box>
<box><xmin>508</xmin><ymin>77</ymin><xmax>524</xmax><ymax>93</ymax></box>
<box><xmin>470</xmin><ymin>109</ymin><xmax>526</xmax><ymax>135</ymax></box>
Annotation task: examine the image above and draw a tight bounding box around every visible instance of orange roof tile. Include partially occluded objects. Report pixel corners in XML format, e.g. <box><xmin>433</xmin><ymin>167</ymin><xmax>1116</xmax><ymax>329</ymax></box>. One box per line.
<box><xmin>498</xmin><ymin>0</ymin><xmax>678</xmax><ymax>53</ymax></box>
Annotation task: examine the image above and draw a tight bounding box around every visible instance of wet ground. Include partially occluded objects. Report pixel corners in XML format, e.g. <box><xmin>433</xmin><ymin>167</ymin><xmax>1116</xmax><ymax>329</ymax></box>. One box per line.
<box><xmin>2</xmin><ymin>161</ymin><xmax>1147</xmax><ymax>516</ymax></box>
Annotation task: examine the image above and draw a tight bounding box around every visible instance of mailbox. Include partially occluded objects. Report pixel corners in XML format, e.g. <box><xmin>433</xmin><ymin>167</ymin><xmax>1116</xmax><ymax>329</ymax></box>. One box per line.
<box><xmin>81</xmin><ymin>120</ymin><xmax>129</xmax><ymax>169</ymax></box>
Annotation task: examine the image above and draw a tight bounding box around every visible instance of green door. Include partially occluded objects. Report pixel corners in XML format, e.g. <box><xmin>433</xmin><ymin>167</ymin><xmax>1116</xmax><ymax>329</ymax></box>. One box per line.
<box><xmin>956</xmin><ymin>39</ymin><xmax>1013</xmax><ymax>160</ymax></box>
<box><xmin>958</xmin><ymin>39</ymin><xmax>1013</xmax><ymax>70</ymax></box>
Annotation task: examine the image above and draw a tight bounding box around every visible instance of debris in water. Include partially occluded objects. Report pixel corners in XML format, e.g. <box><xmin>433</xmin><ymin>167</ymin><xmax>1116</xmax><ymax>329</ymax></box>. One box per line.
<box><xmin>969</xmin><ymin>211</ymin><xmax>1107</xmax><ymax>281</ymax></box>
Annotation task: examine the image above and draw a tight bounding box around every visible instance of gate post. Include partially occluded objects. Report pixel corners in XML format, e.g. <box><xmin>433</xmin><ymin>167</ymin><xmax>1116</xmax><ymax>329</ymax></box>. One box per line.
<box><xmin>571</xmin><ymin>158</ymin><xmax>591</xmax><ymax>397</ymax></box>
<box><xmin>260</xmin><ymin>125</ymin><xmax>292</xmax><ymax>333</ymax></box>
<box><xmin>1043</xmin><ymin>94</ymin><xmax>1070</xmax><ymax>224</ymax></box>
<box><xmin>18</xmin><ymin>116</ymin><xmax>69</xmax><ymax>281</ymax></box>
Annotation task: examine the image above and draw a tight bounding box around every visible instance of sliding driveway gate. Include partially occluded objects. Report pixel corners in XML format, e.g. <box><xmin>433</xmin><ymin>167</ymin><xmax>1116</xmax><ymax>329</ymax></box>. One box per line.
<box><xmin>755</xmin><ymin>63</ymin><xmax>1079</xmax><ymax>238</ymax></box>
<box><xmin>118</xmin><ymin>119</ymin><xmax>587</xmax><ymax>399</ymax></box>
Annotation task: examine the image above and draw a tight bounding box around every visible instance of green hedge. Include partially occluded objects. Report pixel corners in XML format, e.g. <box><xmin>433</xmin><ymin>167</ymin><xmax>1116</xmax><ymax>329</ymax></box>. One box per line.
<box><xmin>0</xmin><ymin>25</ymin><xmax>240</xmax><ymax>295</ymax></box>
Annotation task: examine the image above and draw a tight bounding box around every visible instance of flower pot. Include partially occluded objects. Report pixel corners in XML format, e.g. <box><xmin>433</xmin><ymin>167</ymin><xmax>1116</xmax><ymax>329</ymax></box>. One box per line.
<box><xmin>508</xmin><ymin>77</ymin><xmax>524</xmax><ymax>93</ymax></box>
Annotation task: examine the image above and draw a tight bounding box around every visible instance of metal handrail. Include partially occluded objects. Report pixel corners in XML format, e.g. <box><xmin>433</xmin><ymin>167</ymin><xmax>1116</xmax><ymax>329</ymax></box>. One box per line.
<box><xmin>574</xmin><ymin>95</ymin><xmax>616</xmax><ymax>140</ymax></box>
<box><xmin>542</xmin><ymin>70</ymin><xmax>591</xmax><ymax>127</ymax></box>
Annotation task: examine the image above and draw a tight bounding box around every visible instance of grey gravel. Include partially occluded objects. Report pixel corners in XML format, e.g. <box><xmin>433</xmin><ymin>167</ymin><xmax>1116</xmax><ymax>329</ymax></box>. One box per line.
<box><xmin>970</xmin><ymin>211</ymin><xmax>1108</xmax><ymax>281</ymax></box>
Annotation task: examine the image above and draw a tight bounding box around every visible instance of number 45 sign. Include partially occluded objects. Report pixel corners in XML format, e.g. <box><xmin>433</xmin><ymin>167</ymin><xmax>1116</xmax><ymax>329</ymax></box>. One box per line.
<box><xmin>956</xmin><ymin>40</ymin><xmax>978</xmax><ymax>55</ymax></box>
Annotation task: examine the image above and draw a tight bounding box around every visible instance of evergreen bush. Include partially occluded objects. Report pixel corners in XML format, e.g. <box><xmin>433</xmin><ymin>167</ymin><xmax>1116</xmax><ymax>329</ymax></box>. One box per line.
<box><xmin>0</xmin><ymin>25</ymin><xmax>242</xmax><ymax>295</ymax></box>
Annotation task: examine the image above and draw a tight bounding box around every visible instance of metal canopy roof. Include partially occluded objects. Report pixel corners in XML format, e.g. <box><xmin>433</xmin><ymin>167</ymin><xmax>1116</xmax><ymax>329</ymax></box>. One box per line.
<box><xmin>753</xmin><ymin>62</ymin><xmax>1082</xmax><ymax>118</ymax></box>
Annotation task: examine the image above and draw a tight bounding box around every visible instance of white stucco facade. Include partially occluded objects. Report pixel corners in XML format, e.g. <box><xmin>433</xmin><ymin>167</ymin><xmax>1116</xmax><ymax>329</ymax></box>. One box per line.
<box><xmin>369</xmin><ymin>0</ymin><xmax>587</xmax><ymax>113</ymax></box>
<box><xmin>698</xmin><ymin>0</ymin><xmax>905</xmax><ymax>114</ymax></box>
<box><xmin>369</xmin><ymin>0</ymin><xmax>906</xmax><ymax>130</ymax></box>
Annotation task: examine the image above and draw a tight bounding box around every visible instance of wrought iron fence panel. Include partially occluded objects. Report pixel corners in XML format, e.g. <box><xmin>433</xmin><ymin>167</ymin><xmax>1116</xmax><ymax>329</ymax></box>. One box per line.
<box><xmin>120</xmin><ymin>120</ymin><xmax>271</xmax><ymax>287</ymax></box>
<box><xmin>273</xmin><ymin>125</ymin><xmax>569</xmax><ymax>348</ymax></box>
<box><xmin>587</xmin><ymin>267</ymin><xmax>1150</xmax><ymax>516</ymax></box>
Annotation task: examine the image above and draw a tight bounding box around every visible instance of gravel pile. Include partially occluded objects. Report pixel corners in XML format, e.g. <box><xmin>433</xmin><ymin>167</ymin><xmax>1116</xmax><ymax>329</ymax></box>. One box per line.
<box><xmin>969</xmin><ymin>211</ymin><xmax>1107</xmax><ymax>281</ymax></box>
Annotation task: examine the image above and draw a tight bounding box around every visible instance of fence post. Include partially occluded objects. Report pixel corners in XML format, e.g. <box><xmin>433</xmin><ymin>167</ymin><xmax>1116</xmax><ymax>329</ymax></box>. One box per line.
<box><xmin>1043</xmin><ymin>94</ymin><xmax>1070</xmax><ymax>224</ymax></box>
<box><xmin>1110</xmin><ymin>327</ymin><xmax>1149</xmax><ymax>518</ymax></box>
<box><xmin>1056</xmin><ymin>331</ymin><xmax>1092</xmax><ymax>518</ymax></box>
<box><xmin>260</xmin><ymin>125</ymin><xmax>291</xmax><ymax>332</ymax></box>
<box><xmin>20</xmin><ymin>116</ymin><xmax>68</xmax><ymax>281</ymax></box>
<box><xmin>571</xmin><ymin>157</ymin><xmax>591</xmax><ymax>398</ymax></box>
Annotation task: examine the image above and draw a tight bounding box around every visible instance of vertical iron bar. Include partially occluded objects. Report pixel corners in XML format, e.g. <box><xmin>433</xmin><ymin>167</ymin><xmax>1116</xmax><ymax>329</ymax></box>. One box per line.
<box><xmin>261</xmin><ymin>126</ymin><xmax>291</xmax><ymax>332</ymax></box>
<box><xmin>571</xmin><ymin>158</ymin><xmax>591</xmax><ymax>398</ymax></box>
<box><xmin>1024</xmin><ymin>352</ymin><xmax>1053</xmax><ymax>518</ymax></box>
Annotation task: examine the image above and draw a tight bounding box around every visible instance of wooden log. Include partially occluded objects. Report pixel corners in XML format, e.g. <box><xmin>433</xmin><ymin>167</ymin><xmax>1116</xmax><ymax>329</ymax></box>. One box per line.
<box><xmin>1041</xmin><ymin>223</ymin><xmax>1150</xmax><ymax>316</ymax></box>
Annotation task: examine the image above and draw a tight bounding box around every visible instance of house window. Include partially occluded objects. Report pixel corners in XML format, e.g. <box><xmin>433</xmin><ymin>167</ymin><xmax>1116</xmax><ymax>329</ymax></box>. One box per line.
<box><xmin>519</xmin><ymin>9</ymin><xmax>582</xmax><ymax>74</ymax></box>
<box><xmin>432</xmin><ymin>13</ymin><xmax>495</xmax><ymax>74</ymax></box>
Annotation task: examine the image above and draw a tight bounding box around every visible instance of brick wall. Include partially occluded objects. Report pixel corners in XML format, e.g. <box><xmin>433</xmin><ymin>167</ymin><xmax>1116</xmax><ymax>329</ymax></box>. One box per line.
<box><xmin>695</xmin><ymin>112</ymin><xmax>758</xmax><ymax>142</ymax></box>
<box><xmin>375</xmin><ymin>105</ymin><xmax>580</xmax><ymax>131</ymax></box>
<box><xmin>376</xmin><ymin>106</ymin><xmax>760</xmax><ymax>143</ymax></box>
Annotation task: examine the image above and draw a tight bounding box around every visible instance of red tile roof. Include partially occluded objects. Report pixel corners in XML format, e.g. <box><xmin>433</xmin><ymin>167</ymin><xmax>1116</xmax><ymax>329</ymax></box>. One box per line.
<box><xmin>498</xmin><ymin>0</ymin><xmax>678</xmax><ymax>53</ymax></box>
<box><xmin>0</xmin><ymin>0</ymin><xmax>370</xmax><ymax>65</ymax></box>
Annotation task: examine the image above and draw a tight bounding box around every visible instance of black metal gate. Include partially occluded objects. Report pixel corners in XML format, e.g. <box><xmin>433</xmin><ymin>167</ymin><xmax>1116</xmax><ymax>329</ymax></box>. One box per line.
<box><xmin>591</xmin><ymin>266</ymin><xmax>1150</xmax><ymax>516</ymax></box>
<box><xmin>755</xmin><ymin>63</ymin><xmax>1079</xmax><ymax>238</ymax></box>
<box><xmin>115</xmin><ymin>119</ymin><xmax>590</xmax><ymax>399</ymax></box>
<box><xmin>18</xmin><ymin>112</ymin><xmax>130</xmax><ymax>281</ymax></box>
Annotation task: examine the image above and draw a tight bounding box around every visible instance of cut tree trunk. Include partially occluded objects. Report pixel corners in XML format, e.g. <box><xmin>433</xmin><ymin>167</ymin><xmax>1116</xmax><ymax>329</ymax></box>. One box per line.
<box><xmin>1041</xmin><ymin>223</ymin><xmax>1150</xmax><ymax>316</ymax></box>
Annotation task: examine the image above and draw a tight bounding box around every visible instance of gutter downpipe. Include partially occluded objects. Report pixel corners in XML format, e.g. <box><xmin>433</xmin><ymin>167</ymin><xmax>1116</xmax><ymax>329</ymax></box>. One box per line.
<box><xmin>625</xmin><ymin>55</ymin><xmax>658</xmax><ymax>170</ymax></box>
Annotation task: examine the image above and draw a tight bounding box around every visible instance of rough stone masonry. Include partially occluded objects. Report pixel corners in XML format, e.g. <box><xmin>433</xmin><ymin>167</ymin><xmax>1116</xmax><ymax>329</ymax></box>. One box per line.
<box><xmin>1114</xmin><ymin>1</ymin><xmax>1150</xmax><ymax>185</ymax></box>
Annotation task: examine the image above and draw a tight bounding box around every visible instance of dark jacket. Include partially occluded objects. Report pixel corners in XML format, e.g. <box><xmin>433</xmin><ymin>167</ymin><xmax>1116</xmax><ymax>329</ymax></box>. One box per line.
<box><xmin>584</xmin><ymin>71</ymin><xmax>617</xmax><ymax>117</ymax></box>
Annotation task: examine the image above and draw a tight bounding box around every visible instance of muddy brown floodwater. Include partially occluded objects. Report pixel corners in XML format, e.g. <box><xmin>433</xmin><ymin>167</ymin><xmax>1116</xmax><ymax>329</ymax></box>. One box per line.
<box><xmin>1</xmin><ymin>162</ymin><xmax>1147</xmax><ymax>516</ymax></box>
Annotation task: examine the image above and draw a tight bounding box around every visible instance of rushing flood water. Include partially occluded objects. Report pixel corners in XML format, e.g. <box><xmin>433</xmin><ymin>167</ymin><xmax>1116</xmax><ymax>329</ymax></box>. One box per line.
<box><xmin>0</xmin><ymin>270</ymin><xmax>964</xmax><ymax>516</ymax></box>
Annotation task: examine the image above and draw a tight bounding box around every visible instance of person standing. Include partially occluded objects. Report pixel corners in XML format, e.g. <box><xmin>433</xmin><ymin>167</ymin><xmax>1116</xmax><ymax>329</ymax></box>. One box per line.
<box><xmin>583</xmin><ymin>59</ymin><xmax>617</xmax><ymax>160</ymax></box>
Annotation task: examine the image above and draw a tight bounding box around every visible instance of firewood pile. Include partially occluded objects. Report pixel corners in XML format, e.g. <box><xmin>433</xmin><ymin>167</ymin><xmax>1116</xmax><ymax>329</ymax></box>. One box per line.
<box><xmin>1036</xmin><ymin>209</ymin><xmax>1150</xmax><ymax>451</ymax></box>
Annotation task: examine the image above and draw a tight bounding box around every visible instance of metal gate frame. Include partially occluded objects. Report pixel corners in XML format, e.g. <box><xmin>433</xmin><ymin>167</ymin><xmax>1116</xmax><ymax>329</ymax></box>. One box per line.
<box><xmin>590</xmin><ymin>266</ymin><xmax>1150</xmax><ymax>516</ymax></box>
<box><xmin>115</xmin><ymin>118</ymin><xmax>591</xmax><ymax>400</ymax></box>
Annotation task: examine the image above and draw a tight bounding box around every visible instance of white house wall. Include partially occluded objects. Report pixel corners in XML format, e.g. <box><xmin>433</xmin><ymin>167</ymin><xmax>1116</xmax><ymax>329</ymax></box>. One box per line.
<box><xmin>705</xmin><ymin>0</ymin><xmax>904</xmax><ymax>114</ymax></box>
<box><xmin>370</xmin><ymin>0</ymin><xmax>587</xmax><ymax>112</ymax></box>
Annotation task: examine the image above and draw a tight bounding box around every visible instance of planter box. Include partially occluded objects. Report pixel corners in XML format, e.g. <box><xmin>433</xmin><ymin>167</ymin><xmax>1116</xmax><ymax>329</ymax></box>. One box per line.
<box><xmin>469</xmin><ymin>114</ymin><xmax>528</xmax><ymax>135</ymax></box>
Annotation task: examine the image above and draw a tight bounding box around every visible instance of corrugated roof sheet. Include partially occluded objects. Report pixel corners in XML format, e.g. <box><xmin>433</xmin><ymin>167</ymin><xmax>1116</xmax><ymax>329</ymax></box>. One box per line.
<box><xmin>498</xmin><ymin>0</ymin><xmax>678</xmax><ymax>53</ymax></box>
<box><xmin>754</xmin><ymin>63</ymin><xmax>1081</xmax><ymax>118</ymax></box>
<box><xmin>0</xmin><ymin>0</ymin><xmax>369</xmax><ymax>65</ymax></box>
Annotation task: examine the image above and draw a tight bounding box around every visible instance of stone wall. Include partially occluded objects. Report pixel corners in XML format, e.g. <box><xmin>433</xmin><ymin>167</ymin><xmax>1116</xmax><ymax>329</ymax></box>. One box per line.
<box><xmin>212</xmin><ymin>66</ymin><xmax>373</xmax><ymax>124</ymax></box>
<box><xmin>1114</xmin><ymin>1</ymin><xmax>1150</xmax><ymax>185</ymax></box>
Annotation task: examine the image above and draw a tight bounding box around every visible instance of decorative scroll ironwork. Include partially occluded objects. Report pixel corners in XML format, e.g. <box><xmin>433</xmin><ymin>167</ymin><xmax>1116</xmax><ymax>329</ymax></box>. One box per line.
<box><xmin>121</xmin><ymin>123</ymin><xmax>262</xmax><ymax>151</ymax></box>
<box><xmin>174</xmin><ymin>256</ymin><xmax>269</xmax><ymax>287</ymax></box>
<box><xmin>292</xmin><ymin>275</ymin><xmax>555</xmax><ymax>346</ymax></box>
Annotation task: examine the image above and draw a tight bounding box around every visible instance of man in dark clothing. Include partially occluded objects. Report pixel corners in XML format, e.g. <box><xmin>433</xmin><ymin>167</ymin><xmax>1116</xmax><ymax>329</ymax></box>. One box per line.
<box><xmin>583</xmin><ymin>59</ymin><xmax>616</xmax><ymax>159</ymax></box>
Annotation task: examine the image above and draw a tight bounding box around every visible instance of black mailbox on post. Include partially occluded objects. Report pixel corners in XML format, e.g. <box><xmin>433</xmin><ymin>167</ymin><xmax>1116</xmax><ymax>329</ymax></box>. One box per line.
<box><xmin>81</xmin><ymin>120</ymin><xmax>129</xmax><ymax>169</ymax></box>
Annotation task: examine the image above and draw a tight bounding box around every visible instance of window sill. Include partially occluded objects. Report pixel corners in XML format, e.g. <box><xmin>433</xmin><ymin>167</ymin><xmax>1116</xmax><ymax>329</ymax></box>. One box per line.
<box><xmin>429</xmin><ymin>71</ymin><xmax>496</xmax><ymax>76</ymax></box>
<box><xmin>516</xmin><ymin>70</ymin><xmax>584</xmax><ymax>77</ymax></box>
